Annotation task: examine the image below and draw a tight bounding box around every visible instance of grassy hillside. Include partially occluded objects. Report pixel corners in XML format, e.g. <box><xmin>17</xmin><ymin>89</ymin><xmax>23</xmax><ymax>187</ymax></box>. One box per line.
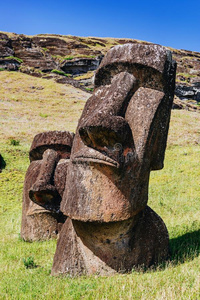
<box><xmin>1</xmin><ymin>31</ymin><xmax>200</xmax><ymax>96</ymax></box>
<box><xmin>0</xmin><ymin>72</ymin><xmax>199</xmax><ymax>299</ymax></box>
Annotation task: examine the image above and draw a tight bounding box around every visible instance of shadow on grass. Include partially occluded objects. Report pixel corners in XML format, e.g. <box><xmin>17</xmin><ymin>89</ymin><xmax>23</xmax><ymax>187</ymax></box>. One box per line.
<box><xmin>132</xmin><ymin>229</ymin><xmax>200</xmax><ymax>273</ymax></box>
<box><xmin>169</xmin><ymin>229</ymin><xmax>200</xmax><ymax>264</ymax></box>
<box><xmin>0</xmin><ymin>154</ymin><xmax>6</xmax><ymax>172</ymax></box>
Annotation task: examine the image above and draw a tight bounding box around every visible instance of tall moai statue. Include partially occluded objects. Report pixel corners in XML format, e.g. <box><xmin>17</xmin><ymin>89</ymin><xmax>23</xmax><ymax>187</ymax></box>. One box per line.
<box><xmin>33</xmin><ymin>43</ymin><xmax>176</xmax><ymax>275</ymax></box>
<box><xmin>21</xmin><ymin>131</ymin><xmax>74</xmax><ymax>241</ymax></box>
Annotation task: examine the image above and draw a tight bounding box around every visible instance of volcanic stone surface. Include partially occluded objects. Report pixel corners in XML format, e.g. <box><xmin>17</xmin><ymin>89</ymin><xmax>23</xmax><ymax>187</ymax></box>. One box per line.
<box><xmin>51</xmin><ymin>43</ymin><xmax>176</xmax><ymax>276</ymax></box>
<box><xmin>21</xmin><ymin>131</ymin><xmax>74</xmax><ymax>241</ymax></box>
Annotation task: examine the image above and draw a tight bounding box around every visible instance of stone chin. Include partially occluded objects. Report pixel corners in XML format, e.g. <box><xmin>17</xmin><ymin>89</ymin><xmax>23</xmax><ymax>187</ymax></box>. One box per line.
<box><xmin>60</xmin><ymin>157</ymin><xmax>149</xmax><ymax>223</ymax></box>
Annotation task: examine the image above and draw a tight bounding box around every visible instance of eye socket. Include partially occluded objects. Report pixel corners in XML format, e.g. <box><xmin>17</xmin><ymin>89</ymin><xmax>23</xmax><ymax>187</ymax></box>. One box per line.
<box><xmin>79</xmin><ymin>116</ymin><xmax>133</xmax><ymax>150</ymax></box>
<box><xmin>32</xmin><ymin>191</ymin><xmax>54</xmax><ymax>205</ymax></box>
<box><xmin>29</xmin><ymin>145</ymin><xmax>71</xmax><ymax>162</ymax></box>
<box><xmin>79</xmin><ymin>126</ymin><xmax>121</xmax><ymax>149</ymax></box>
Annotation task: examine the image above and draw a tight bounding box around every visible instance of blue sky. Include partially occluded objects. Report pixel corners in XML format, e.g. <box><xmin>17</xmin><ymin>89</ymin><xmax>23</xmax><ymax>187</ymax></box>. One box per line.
<box><xmin>1</xmin><ymin>0</ymin><xmax>200</xmax><ymax>52</ymax></box>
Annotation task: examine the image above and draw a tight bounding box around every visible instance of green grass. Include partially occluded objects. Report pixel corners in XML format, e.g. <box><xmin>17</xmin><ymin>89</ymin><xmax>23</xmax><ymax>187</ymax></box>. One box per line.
<box><xmin>42</xmin><ymin>47</ymin><xmax>48</xmax><ymax>52</ymax></box>
<box><xmin>51</xmin><ymin>69</ymin><xmax>70</xmax><ymax>77</ymax></box>
<box><xmin>177</xmin><ymin>72</ymin><xmax>196</xmax><ymax>79</ymax></box>
<box><xmin>0</xmin><ymin>71</ymin><xmax>199</xmax><ymax>299</ymax></box>
<box><xmin>5</xmin><ymin>56</ymin><xmax>23</xmax><ymax>63</ymax></box>
<box><xmin>63</xmin><ymin>56</ymin><xmax>74</xmax><ymax>60</ymax></box>
<box><xmin>85</xmin><ymin>87</ymin><xmax>94</xmax><ymax>92</ymax></box>
<box><xmin>39</xmin><ymin>113</ymin><xmax>49</xmax><ymax>118</ymax></box>
<box><xmin>0</xmin><ymin>143</ymin><xmax>199</xmax><ymax>299</ymax></box>
<box><xmin>9</xmin><ymin>138</ymin><xmax>20</xmax><ymax>146</ymax></box>
<box><xmin>23</xmin><ymin>256</ymin><xmax>38</xmax><ymax>269</ymax></box>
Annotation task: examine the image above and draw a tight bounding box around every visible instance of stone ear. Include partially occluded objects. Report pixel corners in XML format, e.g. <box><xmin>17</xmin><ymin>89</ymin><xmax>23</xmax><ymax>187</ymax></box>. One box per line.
<box><xmin>125</xmin><ymin>87</ymin><xmax>170</xmax><ymax>169</ymax></box>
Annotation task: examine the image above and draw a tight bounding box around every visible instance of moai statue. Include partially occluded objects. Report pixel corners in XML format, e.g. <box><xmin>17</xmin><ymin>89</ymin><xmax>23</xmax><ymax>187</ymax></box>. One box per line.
<box><xmin>36</xmin><ymin>43</ymin><xmax>176</xmax><ymax>275</ymax></box>
<box><xmin>21</xmin><ymin>131</ymin><xmax>74</xmax><ymax>241</ymax></box>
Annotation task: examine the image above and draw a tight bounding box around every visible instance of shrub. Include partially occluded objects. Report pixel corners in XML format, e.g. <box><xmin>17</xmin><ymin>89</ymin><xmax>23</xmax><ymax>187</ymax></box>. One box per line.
<box><xmin>23</xmin><ymin>256</ymin><xmax>37</xmax><ymax>269</ymax></box>
<box><xmin>64</xmin><ymin>56</ymin><xmax>74</xmax><ymax>60</ymax></box>
<box><xmin>51</xmin><ymin>69</ymin><xmax>69</xmax><ymax>77</ymax></box>
<box><xmin>10</xmin><ymin>139</ymin><xmax>20</xmax><ymax>146</ymax></box>
<box><xmin>39</xmin><ymin>113</ymin><xmax>49</xmax><ymax>118</ymax></box>
<box><xmin>85</xmin><ymin>87</ymin><xmax>94</xmax><ymax>92</ymax></box>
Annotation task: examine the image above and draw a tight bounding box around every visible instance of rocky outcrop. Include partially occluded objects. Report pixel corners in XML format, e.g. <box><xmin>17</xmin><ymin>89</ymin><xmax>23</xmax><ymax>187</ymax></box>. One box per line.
<box><xmin>0</xmin><ymin>57</ymin><xmax>20</xmax><ymax>71</ymax></box>
<box><xmin>173</xmin><ymin>96</ymin><xmax>200</xmax><ymax>111</ymax></box>
<box><xmin>12</xmin><ymin>35</ymin><xmax>57</xmax><ymax>72</ymax></box>
<box><xmin>60</xmin><ymin>57</ymin><xmax>102</xmax><ymax>75</ymax></box>
<box><xmin>0</xmin><ymin>33</ymin><xmax>19</xmax><ymax>70</ymax></box>
<box><xmin>175</xmin><ymin>85</ymin><xmax>200</xmax><ymax>102</ymax></box>
<box><xmin>171</xmin><ymin>47</ymin><xmax>200</xmax><ymax>106</ymax></box>
<box><xmin>0</xmin><ymin>33</ymin><xmax>14</xmax><ymax>57</ymax></box>
<box><xmin>0</xmin><ymin>31</ymin><xmax>200</xmax><ymax>107</ymax></box>
<box><xmin>32</xmin><ymin>36</ymin><xmax>71</xmax><ymax>56</ymax></box>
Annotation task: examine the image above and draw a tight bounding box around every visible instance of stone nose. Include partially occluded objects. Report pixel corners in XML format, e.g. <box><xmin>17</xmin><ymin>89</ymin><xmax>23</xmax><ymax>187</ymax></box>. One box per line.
<box><xmin>79</xmin><ymin>116</ymin><xmax>133</xmax><ymax>152</ymax></box>
<box><xmin>78</xmin><ymin>71</ymin><xmax>138</xmax><ymax>156</ymax></box>
<box><xmin>29</xmin><ymin>149</ymin><xmax>61</xmax><ymax>212</ymax></box>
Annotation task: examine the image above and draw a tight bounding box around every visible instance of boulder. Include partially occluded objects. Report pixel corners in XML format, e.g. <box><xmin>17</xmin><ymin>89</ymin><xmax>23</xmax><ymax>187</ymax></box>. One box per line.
<box><xmin>175</xmin><ymin>85</ymin><xmax>200</xmax><ymax>102</ymax></box>
<box><xmin>60</xmin><ymin>57</ymin><xmax>102</xmax><ymax>75</ymax></box>
<box><xmin>0</xmin><ymin>58</ymin><xmax>20</xmax><ymax>71</ymax></box>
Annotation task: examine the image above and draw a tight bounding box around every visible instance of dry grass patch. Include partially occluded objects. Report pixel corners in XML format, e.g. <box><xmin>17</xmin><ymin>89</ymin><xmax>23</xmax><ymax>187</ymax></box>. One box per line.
<box><xmin>0</xmin><ymin>71</ymin><xmax>199</xmax><ymax>299</ymax></box>
<box><xmin>0</xmin><ymin>71</ymin><xmax>89</xmax><ymax>144</ymax></box>
<box><xmin>168</xmin><ymin>110</ymin><xmax>200</xmax><ymax>146</ymax></box>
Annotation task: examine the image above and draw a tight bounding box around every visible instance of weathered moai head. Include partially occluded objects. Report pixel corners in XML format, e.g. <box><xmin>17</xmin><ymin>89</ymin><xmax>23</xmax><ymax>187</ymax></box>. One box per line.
<box><xmin>61</xmin><ymin>44</ymin><xmax>176</xmax><ymax>222</ymax></box>
<box><xmin>21</xmin><ymin>131</ymin><xmax>74</xmax><ymax>241</ymax></box>
<box><xmin>0</xmin><ymin>154</ymin><xmax>6</xmax><ymax>172</ymax></box>
<box><xmin>51</xmin><ymin>43</ymin><xmax>176</xmax><ymax>276</ymax></box>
